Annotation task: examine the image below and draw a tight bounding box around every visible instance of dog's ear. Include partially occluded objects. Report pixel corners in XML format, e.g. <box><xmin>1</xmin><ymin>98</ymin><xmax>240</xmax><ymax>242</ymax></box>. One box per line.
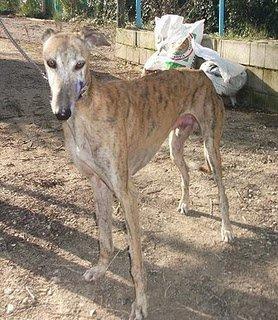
<box><xmin>42</xmin><ymin>28</ymin><xmax>56</xmax><ymax>43</ymax></box>
<box><xmin>80</xmin><ymin>27</ymin><xmax>110</xmax><ymax>47</ymax></box>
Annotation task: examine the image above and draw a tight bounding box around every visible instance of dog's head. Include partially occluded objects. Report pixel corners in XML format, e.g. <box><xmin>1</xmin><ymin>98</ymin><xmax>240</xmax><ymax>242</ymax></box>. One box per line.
<box><xmin>42</xmin><ymin>28</ymin><xmax>109</xmax><ymax>121</ymax></box>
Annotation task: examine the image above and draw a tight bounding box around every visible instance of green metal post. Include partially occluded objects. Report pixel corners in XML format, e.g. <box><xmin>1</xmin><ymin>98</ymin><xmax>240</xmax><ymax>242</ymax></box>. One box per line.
<box><xmin>136</xmin><ymin>0</ymin><xmax>142</xmax><ymax>28</ymax></box>
<box><xmin>219</xmin><ymin>0</ymin><xmax>225</xmax><ymax>36</ymax></box>
<box><xmin>54</xmin><ymin>0</ymin><xmax>62</xmax><ymax>14</ymax></box>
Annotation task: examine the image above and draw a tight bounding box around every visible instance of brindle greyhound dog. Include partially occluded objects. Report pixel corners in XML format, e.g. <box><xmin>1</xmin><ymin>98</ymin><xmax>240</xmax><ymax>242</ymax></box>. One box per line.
<box><xmin>42</xmin><ymin>28</ymin><xmax>234</xmax><ymax>320</ymax></box>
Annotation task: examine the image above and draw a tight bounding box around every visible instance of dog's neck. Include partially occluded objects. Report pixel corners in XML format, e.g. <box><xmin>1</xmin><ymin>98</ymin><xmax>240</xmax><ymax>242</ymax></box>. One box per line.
<box><xmin>74</xmin><ymin>70</ymin><xmax>99</xmax><ymax>113</ymax></box>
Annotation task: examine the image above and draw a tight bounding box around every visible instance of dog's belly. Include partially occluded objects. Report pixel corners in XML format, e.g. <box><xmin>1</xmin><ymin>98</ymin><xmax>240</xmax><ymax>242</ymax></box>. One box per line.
<box><xmin>129</xmin><ymin>114</ymin><xmax>198</xmax><ymax>175</ymax></box>
<box><xmin>129</xmin><ymin>144</ymin><xmax>162</xmax><ymax>175</ymax></box>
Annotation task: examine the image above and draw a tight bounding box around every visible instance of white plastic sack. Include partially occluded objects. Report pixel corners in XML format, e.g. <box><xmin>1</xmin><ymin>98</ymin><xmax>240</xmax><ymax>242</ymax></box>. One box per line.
<box><xmin>199</xmin><ymin>61</ymin><xmax>247</xmax><ymax>98</ymax></box>
<box><xmin>192</xmin><ymin>40</ymin><xmax>246</xmax><ymax>82</ymax></box>
<box><xmin>144</xmin><ymin>15</ymin><xmax>205</xmax><ymax>71</ymax></box>
<box><xmin>192</xmin><ymin>40</ymin><xmax>247</xmax><ymax>104</ymax></box>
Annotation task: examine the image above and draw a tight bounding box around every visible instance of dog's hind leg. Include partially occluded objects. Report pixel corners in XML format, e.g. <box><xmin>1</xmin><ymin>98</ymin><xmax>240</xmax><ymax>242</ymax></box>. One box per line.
<box><xmin>199</xmin><ymin>147</ymin><xmax>213</xmax><ymax>174</ymax></box>
<box><xmin>83</xmin><ymin>175</ymin><xmax>114</xmax><ymax>281</ymax></box>
<box><xmin>203</xmin><ymin>101</ymin><xmax>234</xmax><ymax>242</ymax></box>
<box><xmin>169</xmin><ymin>125</ymin><xmax>193</xmax><ymax>214</ymax></box>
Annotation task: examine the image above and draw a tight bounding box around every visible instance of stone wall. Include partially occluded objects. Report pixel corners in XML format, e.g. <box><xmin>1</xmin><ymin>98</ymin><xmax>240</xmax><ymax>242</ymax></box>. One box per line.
<box><xmin>115</xmin><ymin>28</ymin><xmax>278</xmax><ymax>112</ymax></box>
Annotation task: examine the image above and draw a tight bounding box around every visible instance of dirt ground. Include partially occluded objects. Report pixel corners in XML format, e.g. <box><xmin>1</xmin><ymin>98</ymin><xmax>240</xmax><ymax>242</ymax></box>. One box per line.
<box><xmin>0</xmin><ymin>16</ymin><xmax>277</xmax><ymax>320</ymax></box>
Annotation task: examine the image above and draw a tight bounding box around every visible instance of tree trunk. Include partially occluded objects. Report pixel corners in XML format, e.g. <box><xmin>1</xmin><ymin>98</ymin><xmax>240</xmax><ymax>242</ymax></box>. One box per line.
<box><xmin>117</xmin><ymin>0</ymin><xmax>126</xmax><ymax>27</ymax></box>
<box><xmin>41</xmin><ymin>0</ymin><xmax>46</xmax><ymax>15</ymax></box>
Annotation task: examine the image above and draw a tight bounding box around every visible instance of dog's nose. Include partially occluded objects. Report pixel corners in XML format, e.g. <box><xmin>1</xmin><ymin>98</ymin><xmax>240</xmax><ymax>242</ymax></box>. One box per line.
<box><xmin>55</xmin><ymin>108</ymin><xmax>71</xmax><ymax>121</ymax></box>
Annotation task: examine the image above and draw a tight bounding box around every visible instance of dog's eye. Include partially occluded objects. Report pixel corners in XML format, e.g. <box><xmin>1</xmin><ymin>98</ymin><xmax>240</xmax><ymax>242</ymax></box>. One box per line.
<box><xmin>75</xmin><ymin>61</ymin><xmax>85</xmax><ymax>70</ymax></box>
<box><xmin>47</xmin><ymin>59</ymin><xmax>57</xmax><ymax>69</ymax></box>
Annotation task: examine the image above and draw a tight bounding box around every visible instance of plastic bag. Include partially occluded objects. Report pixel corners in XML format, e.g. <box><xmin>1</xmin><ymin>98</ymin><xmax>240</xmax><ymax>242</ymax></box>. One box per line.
<box><xmin>144</xmin><ymin>15</ymin><xmax>205</xmax><ymax>71</ymax></box>
<box><xmin>192</xmin><ymin>40</ymin><xmax>247</xmax><ymax>105</ymax></box>
<box><xmin>192</xmin><ymin>40</ymin><xmax>246</xmax><ymax>82</ymax></box>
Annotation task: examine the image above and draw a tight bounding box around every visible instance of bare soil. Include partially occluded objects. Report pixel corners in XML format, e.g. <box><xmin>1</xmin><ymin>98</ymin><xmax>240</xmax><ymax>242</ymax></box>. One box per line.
<box><xmin>0</xmin><ymin>16</ymin><xmax>277</xmax><ymax>320</ymax></box>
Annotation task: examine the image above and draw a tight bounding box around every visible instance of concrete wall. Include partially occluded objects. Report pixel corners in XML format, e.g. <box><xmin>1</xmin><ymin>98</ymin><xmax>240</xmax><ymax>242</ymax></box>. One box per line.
<box><xmin>115</xmin><ymin>28</ymin><xmax>278</xmax><ymax>112</ymax></box>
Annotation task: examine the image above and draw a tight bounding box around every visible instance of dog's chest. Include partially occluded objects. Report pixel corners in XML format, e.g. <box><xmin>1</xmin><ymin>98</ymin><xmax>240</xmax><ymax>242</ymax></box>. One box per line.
<box><xmin>63</xmin><ymin>119</ymin><xmax>105</xmax><ymax>178</ymax></box>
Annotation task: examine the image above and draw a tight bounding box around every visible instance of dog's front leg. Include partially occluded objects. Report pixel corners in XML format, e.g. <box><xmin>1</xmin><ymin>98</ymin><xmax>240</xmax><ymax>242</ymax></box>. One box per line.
<box><xmin>83</xmin><ymin>174</ymin><xmax>114</xmax><ymax>281</ymax></box>
<box><xmin>116</xmin><ymin>182</ymin><xmax>147</xmax><ymax>320</ymax></box>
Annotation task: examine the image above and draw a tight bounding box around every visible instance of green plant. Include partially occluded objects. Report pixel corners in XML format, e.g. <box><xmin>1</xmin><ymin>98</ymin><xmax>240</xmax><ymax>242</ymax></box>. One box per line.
<box><xmin>225</xmin><ymin>0</ymin><xmax>278</xmax><ymax>38</ymax></box>
<box><xmin>20</xmin><ymin>0</ymin><xmax>43</xmax><ymax>18</ymax></box>
<box><xmin>0</xmin><ymin>0</ymin><xmax>20</xmax><ymax>14</ymax></box>
<box><xmin>142</xmin><ymin>0</ymin><xmax>179</xmax><ymax>21</ymax></box>
<box><xmin>223</xmin><ymin>26</ymin><xmax>269</xmax><ymax>41</ymax></box>
<box><xmin>53</xmin><ymin>0</ymin><xmax>117</xmax><ymax>22</ymax></box>
<box><xmin>180</xmin><ymin>0</ymin><xmax>277</xmax><ymax>38</ymax></box>
<box><xmin>1</xmin><ymin>0</ymin><xmax>276</xmax><ymax>39</ymax></box>
<box><xmin>140</xmin><ymin>0</ymin><xmax>277</xmax><ymax>38</ymax></box>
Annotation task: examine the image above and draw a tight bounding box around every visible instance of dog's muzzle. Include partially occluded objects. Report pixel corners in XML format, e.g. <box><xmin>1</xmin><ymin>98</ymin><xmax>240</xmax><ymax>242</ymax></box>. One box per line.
<box><xmin>55</xmin><ymin>107</ymin><xmax>71</xmax><ymax>121</ymax></box>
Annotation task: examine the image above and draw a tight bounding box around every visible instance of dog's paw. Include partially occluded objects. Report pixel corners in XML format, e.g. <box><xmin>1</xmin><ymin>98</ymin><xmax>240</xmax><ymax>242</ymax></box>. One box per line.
<box><xmin>221</xmin><ymin>227</ymin><xmax>234</xmax><ymax>243</ymax></box>
<box><xmin>83</xmin><ymin>265</ymin><xmax>107</xmax><ymax>282</ymax></box>
<box><xmin>129</xmin><ymin>297</ymin><xmax>147</xmax><ymax>320</ymax></box>
<box><xmin>177</xmin><ymin>202</ymin><xmax>189</xmax><ymax>214</ymax></box>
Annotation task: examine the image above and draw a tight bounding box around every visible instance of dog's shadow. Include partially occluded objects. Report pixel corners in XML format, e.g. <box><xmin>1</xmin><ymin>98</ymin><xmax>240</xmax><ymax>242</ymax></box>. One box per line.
<box><xmin>1</xmin><ymin>188</ymin><xmax>277</xmax><ymax>320</ymax></box>
<box><xmin>187</xmin><ymin>209</ymin><xmax>277</xmax><ymax>237</ymax></box>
